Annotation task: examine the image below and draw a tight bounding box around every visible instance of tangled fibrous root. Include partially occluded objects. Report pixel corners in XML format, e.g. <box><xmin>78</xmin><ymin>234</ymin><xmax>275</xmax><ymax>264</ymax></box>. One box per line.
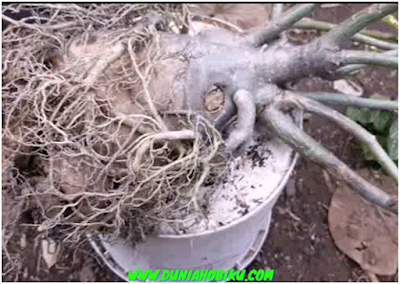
<box><xmin>2</xmin><ymin>3</ymin><xmax>226</xmax><ymax>257</ymax></box>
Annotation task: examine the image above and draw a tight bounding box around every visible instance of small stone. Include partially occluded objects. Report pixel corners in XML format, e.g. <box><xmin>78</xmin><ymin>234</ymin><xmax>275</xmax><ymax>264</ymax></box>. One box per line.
<box><xmin>333</xmin><ymin>79</ymin><xmax>363</xmax><ymax>97</ymax></box>
<box><xmin>41</xmin><ymin>238</ymin><xmax>60</xmax><ymax>269</ymax></box>
<box><xmin>20</xmin><ymin>233</ymin><xmax>27</xmax><ymax>249</ymax></box>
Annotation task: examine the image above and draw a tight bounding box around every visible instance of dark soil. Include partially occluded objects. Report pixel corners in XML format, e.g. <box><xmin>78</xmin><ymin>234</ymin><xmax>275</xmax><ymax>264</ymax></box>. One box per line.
<box><xmin>2</xmin><ymin>4</ymin><xmax>397</xmax><ymax>282</ymax></box>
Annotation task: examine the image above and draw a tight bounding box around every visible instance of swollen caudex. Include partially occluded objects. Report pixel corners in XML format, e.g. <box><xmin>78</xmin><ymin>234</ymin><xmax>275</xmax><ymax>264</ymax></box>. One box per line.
<box><xmin>52</xmin><ymin>16</ymin><xmax>292</xmax><ymax>235</ymax></box>
<box><xmin>2</xmin><ymin>4</ymin><xmax>280</xmax><ymax>244</ymax></box>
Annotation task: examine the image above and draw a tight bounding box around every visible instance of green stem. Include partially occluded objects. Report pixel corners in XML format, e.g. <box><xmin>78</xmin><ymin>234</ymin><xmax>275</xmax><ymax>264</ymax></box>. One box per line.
<box><xmin>301</xmin><ymin>93</ymin><xmax>398</xmax><ymax>111</ymax></box>
<box><xmin>337</xmin><ymin>49</ymin><xmax>398</xmax><ymax>75</ymax></box>
<box><xmin>351</xmin><ymin>32</ymin><xmax>398</xmax><ymax>50</ymax></box>
<box><xmin>263</xmin><ymin>106</ymin><xmax>397</xmax><ymax>214</ymax></box>
<box><xmin>276</xmin><ymin>92</ymin><xmax>399</xmax><ymax>182</ymax></box>
<box><xmin>246</xmin><ymin>4</ymin><xmax>315</xmax><ymax>46</ymax></box>
<box><xmin>341</xmin><ymin>50</ymin><xmax>398</xmax><ymax>69</ymax></box>
<box><xmin>294</xmin><ymin>18</ymin><xmax>398</xmax><ymax>49</ymax></box>
<box><xmin>322</xmin><ymin>4</ymin><xmax>398</xmax><ymax>45</ymax></box>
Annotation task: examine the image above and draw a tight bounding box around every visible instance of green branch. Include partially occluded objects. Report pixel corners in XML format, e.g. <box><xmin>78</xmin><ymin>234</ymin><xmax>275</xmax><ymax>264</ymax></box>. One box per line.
<box><xmin>300</xmin><ymin>92</ymin><xmax>398</xmax><ymax>111</ymax></box>
<box><xmin>294</xmin><ymin>18</ymin><xmax>398</xmax><ymax>49</ymax></box>
<box><xmin>321</xmin><ymin>4</ymin><xmax>398</xmax><ymax>45</ymax></box>
<box><xmin>341</xmin><ymin>50</ymin><xmax>398</xmax><ymax>69</ymax></box>
<box><xmin>245</xmin><ymin>4</ymin><xmax>315</xmax><ymax>47</ymax></box>
<box><xmin>276</xmin><ymin>92</ymin><xmax>398</xmax><ymax>182</ymax></box>
<box><xmin>295</xmin><ymin>18</ymin><xmax>398</xmax><ymax>41</ymax></box>
<box><xmin>263</xmin><ymin>106</ymin><xmax>397</xmax><ymax>214</ymax></box>
<box><xmin>337</xmin><ymin>49</ymin><xmax>398</xmax><ymax>75</ymax></box>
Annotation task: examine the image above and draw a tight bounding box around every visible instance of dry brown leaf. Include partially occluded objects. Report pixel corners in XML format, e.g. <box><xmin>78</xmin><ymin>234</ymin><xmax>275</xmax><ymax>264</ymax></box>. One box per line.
<box><xmin>328</xmin><ymin>168</ymin><xmax>398</xmax><ymax>276</ymax></box>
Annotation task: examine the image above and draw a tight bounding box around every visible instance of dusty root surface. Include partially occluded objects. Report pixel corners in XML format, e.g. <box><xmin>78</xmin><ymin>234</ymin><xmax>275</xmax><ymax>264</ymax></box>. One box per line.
<box><xmin>2</xmin><ymin>4</ymin><xmax>398</xmax><ymax>282</ymax></box>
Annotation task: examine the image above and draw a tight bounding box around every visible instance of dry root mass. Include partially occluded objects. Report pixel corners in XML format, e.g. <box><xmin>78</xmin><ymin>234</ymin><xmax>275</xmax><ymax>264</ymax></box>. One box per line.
<box><xmin>2</xmin><ymin>4</ymin><xmax>225</xmax><ymax>255</ymax></box>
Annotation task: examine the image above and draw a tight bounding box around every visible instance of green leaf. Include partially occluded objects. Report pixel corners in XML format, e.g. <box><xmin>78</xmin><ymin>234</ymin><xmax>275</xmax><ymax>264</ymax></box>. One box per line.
<box><xmin>346</xmin><ymin>107</ymin><xmax>370</xmax><ymax>125</ymax></box>
<box><xmin>376</xmin><ymin>135</ymin><xmax>387</xmax><ymax>148</ymax></box>
<box><xmin>381</xmin><ymin>15</ymin><xmax>398</xmax><ymax>31</ymax></box>
<box><xmin>361</xmin><ymin>143</ymin><xmax>376</xmax><ymax>161</ymax></box>
<box><xmin>387</xmin><ymin>118</ymin><xmax>398</xmax><ymax>161</ymax></box>
<box><xmin>346</xmin><ymin>107</ymin><xmax>358</xmax><ymax>121</ymax></box>
<box><xmin>370</xmin><ymin>110</ymin><xmax>392</xmax><ymax>133</ymax></box>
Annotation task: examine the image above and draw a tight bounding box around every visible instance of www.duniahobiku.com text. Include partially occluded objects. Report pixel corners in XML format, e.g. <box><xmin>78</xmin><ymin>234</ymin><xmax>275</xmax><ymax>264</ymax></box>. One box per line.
<box><xmin>128</xmin><ymin>269</ymin><xmax>274</xmax><ymax>281</ymax></box>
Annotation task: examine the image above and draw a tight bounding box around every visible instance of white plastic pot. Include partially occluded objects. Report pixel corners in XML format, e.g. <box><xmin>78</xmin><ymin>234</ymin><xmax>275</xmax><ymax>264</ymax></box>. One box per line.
<box><xmin>89</xmin><ymin>111</ymin><xmax>302</xmax><ymax>281</ymax></box>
